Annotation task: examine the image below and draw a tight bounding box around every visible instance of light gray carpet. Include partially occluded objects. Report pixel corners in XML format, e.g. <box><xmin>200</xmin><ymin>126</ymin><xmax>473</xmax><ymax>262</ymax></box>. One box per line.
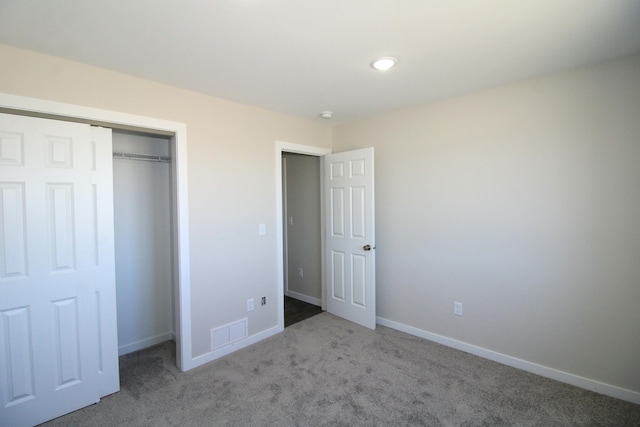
<box><xmin>43</xmin><ymin>313</ymin><xmax>639</xmax><ymax>426</ymax></box>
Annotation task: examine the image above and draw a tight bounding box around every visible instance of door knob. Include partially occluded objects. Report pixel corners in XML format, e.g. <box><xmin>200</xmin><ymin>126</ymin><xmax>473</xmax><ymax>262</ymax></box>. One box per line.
<box><xmin>363</xmin><ymin>244</ymin><xmax>375</xmax><ymax>251</ymax></box>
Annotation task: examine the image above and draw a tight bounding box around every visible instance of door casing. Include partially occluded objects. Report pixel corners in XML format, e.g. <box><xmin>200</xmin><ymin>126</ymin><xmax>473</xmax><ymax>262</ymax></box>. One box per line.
<box><xmin>275</xmin><ymin>141</ymin><xmax>331</xmax><ymax>331</ymax></box>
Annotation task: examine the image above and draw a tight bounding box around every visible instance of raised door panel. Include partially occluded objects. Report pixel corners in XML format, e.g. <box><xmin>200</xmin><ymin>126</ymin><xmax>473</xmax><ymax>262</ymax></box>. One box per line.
<box><xmin>330</xmin><ymin>188</ymin><xmax>345</xmax><ymax>237</ymax></box>
<box><xmin>351</xmin><ymin>254</ymin><xmax>366</xmax><ymax>308</ymax></box>
<box><xmin>0</xmin><ymin>183</ymin><xmax>27</xmax><ymax>280</ymax></box>
<box><xmin>52</xmin><ymin>298</ymin><xmax>82</xmax><ymax>390</ymax></box>
<box><xmin>0</xmin><ymin>131</ymin><xmax>24</xmax><ymax>166</ymax></box>
<box><xmin>0</xmin><ymin>307</ymin><xmax>35</xmax><ymax>408</ymax></box>
<box><xmin>47</xmin><ymin>184</ymin><xmax>76</xmax><ymax>272</ymax></box>
<box><xmin>350</xmin><ymin>186</ymin><xmax>365</xmax><ymax>239</ymax></box>
<box><xmin>45</xmin><ymin>136</ymin><xmax>73</xmax><ymax>169</ymax></box>
<box><xmin>331</xmin><ymin>250</ymin><xmax>345</xmax><ymax>301</ymax></box>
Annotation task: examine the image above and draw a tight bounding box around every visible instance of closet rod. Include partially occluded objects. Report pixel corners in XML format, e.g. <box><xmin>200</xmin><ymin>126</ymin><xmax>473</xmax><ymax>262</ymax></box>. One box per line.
<box><xmin>113</xmin><ymin>151</ymin><xmax>171</xmax><ymax>163</ymax></box>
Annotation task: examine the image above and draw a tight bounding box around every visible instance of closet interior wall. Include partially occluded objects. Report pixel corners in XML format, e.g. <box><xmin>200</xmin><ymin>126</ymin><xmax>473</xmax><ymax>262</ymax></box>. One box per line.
<box><xmin>112</xmin><ymin>130</ymin><xmax>175</xmax><ymax>355</ymax></box>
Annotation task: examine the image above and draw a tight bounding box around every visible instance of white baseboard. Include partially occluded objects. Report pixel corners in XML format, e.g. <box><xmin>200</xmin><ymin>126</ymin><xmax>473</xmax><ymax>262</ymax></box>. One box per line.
<box><xmin>376</xmin><ymin>317</ymin><xmax>640</xmax><ymax>405</ymax></box>
<box><xmin>190</xmin><ymin>324</ymin><xmax>283</xmax><ymax>369</ymax></box>
<box><xmin>118</xmin><ymin>332</ymin><xmax>175</xmax><ymax>356</ymax></box>
<box><xmin>285</xmin><ymin>290</ymin><xmax>321</xmax><ymax>307</ymax></box>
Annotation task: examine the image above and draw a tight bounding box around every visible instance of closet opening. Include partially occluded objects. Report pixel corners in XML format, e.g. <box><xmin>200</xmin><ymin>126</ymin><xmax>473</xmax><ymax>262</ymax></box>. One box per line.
<box><xmin>112</xmin><ymin>129</ymin><xmax>177</xmax><ymax>355</ymax></box>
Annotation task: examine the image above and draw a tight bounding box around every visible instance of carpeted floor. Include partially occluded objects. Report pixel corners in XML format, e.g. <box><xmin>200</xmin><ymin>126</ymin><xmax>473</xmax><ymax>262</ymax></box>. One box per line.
<box><xmin>42</xmin><ymin>313</ymin><xmax>640</xmax><ymax>426</ymax></box>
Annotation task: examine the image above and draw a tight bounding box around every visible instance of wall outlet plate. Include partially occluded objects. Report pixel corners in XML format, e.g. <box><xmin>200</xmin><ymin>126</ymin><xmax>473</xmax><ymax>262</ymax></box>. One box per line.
<box><xmin>454</xmin><ymin>301</ymin><xmax>463</xmax><ymax>316</ymax></box>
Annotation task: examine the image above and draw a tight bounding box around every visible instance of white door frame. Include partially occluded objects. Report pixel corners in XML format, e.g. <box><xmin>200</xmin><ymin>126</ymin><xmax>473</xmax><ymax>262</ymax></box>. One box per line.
<box><xmin>275</xmin><ymin>141</ymin><xmax>331</xmax><ymax>330</ymax></box>
<box><xmin>0</xmin><ymin>93</ymin><xmax>194</xmax><ymax>371</ymax></box>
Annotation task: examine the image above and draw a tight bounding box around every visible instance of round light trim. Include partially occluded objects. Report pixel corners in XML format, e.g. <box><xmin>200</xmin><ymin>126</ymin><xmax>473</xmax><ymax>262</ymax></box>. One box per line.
<box><xmin>320</xmin><ymin>111</ymin><xmax>333</xmax><ymax>119</ymax></box>
<box><xmin>371</xmin><ymin>57</ymin><xmax>397</xmax><ymax>71</ymax></box>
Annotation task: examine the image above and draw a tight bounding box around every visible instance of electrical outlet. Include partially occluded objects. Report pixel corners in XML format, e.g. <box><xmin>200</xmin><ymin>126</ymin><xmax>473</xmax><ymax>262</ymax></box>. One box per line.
<box><xmin>298</xmin><ymin>267</ymin><xmax>304</xmax><ymax>277</ymax></box>
<box><xmin>247</xmin><ymin>298</ymin><xmax>254</xmax><ymax>312</ymax></box>
<box><xmin>261</xmin><ymin>297</ymin><xmax>266</xmax><ymax>306</ymax></box>
<box><xmin>454</xmin><ymin>301</ymin><xmax>463</xmax><ymax>316</ymax></box>
<box><xmin>258</xmin><ymin>224</ymin><xmax>266</xmax><ymax>235</ymax></box>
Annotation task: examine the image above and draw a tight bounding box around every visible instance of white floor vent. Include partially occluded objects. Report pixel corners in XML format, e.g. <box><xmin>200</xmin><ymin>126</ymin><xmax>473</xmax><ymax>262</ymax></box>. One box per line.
<box><xmin>210</xmin><ymin>318</ymin><xmax>248</xmax><ymax>351</ymax></box>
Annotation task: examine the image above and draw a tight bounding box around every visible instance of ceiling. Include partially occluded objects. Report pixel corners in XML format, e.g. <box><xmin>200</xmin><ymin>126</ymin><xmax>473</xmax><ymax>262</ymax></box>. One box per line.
<box><xmin>1</xmin><ymin>0</ymin><xmax>639</xmax><ymax>124</ymax></box>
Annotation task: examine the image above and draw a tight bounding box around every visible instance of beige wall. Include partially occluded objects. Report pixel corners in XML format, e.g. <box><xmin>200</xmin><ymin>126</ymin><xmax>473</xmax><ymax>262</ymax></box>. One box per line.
<box><xmin>0</xmin><ymin>44</ymin><xmax>332</xmax><ymax>357</ymax></box>
<box><xmin>283</xmin><ymin>153</ymin><xmax>321</xmax><ymax>301</ymax></box>
<box><xmin>333</xmin><ymin>54</ymin><xmax>640</xmax><ymax>393</ymax></box>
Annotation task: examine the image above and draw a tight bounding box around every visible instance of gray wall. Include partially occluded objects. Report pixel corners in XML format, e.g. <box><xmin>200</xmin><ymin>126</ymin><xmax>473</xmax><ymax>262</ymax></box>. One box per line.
<box><xmin>333</xmin><ymin>54</ymin><xmax>640</xmax><ymax>393</ymax></box>
<box><xmin>283</xmin><ymin>153</ymin><xmax>321</xmax><ymax>304</ymax></box>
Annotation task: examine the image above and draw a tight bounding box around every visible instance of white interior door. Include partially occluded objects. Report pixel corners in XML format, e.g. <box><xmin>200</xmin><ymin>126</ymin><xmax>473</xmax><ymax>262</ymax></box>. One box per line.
<box><xmin>324</xmin><ymin>147</ymin><xmax>376</xmax><ymax>329</ymax></box>
<box><xmin>0</xmin><ymin>113</ymin><xmax>119</xmax><ymax>426</ymax></box>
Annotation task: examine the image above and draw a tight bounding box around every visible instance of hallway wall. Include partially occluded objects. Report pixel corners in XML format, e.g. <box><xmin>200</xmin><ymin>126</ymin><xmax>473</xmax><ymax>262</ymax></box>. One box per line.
<box><xmin>283</xmin><ymin>153</ymin><xmax>321</xmax><ymax>304</ymax></box>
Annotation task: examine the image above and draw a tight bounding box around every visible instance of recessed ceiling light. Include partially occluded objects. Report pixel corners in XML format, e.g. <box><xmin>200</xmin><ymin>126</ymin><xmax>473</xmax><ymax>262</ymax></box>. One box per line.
<box><xmin>371</xmin><ymin>57</ymin><xmax>397</xmax><ymax>71</ymax></box>
<box><xmin>320</xmin><ymin>111</ymin><xmax>333</xmax><ymax>119</ymax></box>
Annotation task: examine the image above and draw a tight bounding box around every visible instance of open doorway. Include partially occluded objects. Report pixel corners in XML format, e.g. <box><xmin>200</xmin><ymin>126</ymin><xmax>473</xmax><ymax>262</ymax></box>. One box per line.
<box><xmin>275</xmin><ymin>141</ymin><xmax>331</xmax><ymax>331</ymax></box>
<box><xmin>282</xmin><ymin>152</ymin><xmax>323</xmax><ymax>327</ymax></box>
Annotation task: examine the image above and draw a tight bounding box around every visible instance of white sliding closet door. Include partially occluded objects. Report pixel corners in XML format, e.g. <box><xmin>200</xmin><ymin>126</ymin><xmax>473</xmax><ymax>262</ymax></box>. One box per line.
<box><xmin>0</xmin><ymin>113</ymin><xmax>119</xmax><ymax>426</ymax></box>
